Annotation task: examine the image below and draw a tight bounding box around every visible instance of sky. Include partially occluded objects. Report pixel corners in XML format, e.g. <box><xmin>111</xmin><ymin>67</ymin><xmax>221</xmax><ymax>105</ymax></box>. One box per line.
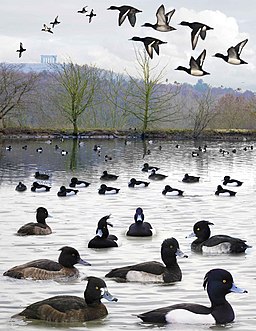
<box><xmin>0</xmin><ymin>0</ymin><xmax>255</xmax><ymax>91</ymax></box>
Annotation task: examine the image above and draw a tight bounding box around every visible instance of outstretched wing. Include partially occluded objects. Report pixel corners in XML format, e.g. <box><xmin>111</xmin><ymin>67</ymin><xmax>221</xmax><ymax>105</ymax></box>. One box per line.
<box><xmin>191</xmin><ymin>27</ymin><xmax>201</xmax><ymax>50</ymax></box>
<box><xmin>196</xmin><ymin>49</ymin><xmax>206</xmax><ymax>67</ymax></box>
<box><xmin>165</xmin><ymin>9</ymin><xmax>175</xmax><ymax>24</ymax></box>
<box><xmin>156</xmin><ymin>5</ymin><xmax>166</xmax><ymax>25</ymax></box>
<box><xmin>234</xmin><ymin>38</ymin><xmax>248</xmax><ymax>55</ymax></box>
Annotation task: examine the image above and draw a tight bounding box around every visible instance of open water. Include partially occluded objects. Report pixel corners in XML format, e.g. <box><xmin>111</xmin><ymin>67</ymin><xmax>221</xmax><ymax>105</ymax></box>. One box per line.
<box><xmin>0</xmin><ymin>137</ymin><xmax>255</xmax><ymax>331</ymax></box>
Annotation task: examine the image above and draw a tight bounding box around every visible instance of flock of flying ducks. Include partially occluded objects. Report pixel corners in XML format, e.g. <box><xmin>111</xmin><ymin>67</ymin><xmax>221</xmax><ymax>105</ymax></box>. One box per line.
<box><xmin>15</xmin><ymin>4</ymin><xmax>248</xmax><ymax>78</ymax></box>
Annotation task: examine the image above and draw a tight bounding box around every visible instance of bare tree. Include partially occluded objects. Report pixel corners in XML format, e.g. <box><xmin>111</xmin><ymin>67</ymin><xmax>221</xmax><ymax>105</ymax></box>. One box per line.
<box><xmin>0</xmin><ymin>63</ymin><xmax>39</xmax><ymax>127</ymax></box>
<box><xmin>52</xmin><ymin>60</ymin><xmax>99</xmax><ymax>135</ymax></box>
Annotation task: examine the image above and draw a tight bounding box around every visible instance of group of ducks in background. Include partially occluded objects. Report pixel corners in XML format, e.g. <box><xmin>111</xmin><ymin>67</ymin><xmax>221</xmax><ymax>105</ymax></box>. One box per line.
<box><xmin>5</xmin><ymin>149</ymin><xmax>251</xmax><ymax>325</ymax></box>
<box><xmin>15</xmin><ymin>4</ymin><xmax>248</xmax><ymax>77</ymax></box>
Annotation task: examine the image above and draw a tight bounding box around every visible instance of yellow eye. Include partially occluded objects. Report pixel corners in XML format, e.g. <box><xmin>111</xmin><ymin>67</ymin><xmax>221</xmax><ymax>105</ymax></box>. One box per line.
<box><xmin>95</xmin><ymin>286</ymin><xmax>99</xmax><ymax>290</ymax></box>
<box><xmin>197</xmin><ymin>228</ymin><xmax>200</xmax><ymax>231</ymax></box>
<box><xmin>223</xmin><ymin>279</ymin><xmax>227</xmax><ymax>283</ymax></box>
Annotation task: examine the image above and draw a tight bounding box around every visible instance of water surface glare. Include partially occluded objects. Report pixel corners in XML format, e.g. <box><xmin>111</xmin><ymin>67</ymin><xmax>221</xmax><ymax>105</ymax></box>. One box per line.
<box><xmin>0</xmin><ymin>138</ymin><xmax>255</xmax><ymax>331</ymax></box>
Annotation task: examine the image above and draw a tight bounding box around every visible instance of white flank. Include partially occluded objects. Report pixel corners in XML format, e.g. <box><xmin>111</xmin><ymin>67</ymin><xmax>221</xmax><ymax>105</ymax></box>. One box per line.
<box><xmin>165</xmin><ymin>309</ymin><xmax>215</xmax><ymax>324</ymax></box>
<box><xmin>126</xmin><ymin>270</ymin><xmax>163</xmax><ymax>283</ymax></box>
<box><xmin>203</xmin><ymin>242</ymin><xmax>231</xmax><ymax>254</ymax></box>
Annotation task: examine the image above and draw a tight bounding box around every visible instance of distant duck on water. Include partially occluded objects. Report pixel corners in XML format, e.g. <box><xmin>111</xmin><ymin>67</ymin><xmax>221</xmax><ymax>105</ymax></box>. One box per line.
<box><xmin>141</xmin><ymin>163</ymin><xmax>159</xmax><ymax>172</ymax></box>
<box><xmin>175</xmin><ymin>49</ymin><xmax>210</xmax><ymax>76</ymax></box>
<box><xmin>57</xmin><ymin>186</ymin><xmax>78</xmax><ymax>197</ymax></box>
<box><xmin>107</xmin><ymin>5</ymin><xmax>142</xmax><ymax>27</ymax></box>
<box><xmin>162</xmin><ymin>185</ymin><xmax>183</xmax><ymax>196</ymax></box>
<box><xmin>17</xmin><ymin>207</ymin><xmax>52</xmax><ymax>236</ymax></box>
<box><xmin>215</xmin><ymin>185</ymin><xmax>236</xmax><ymax>196</ymax></box>
<box><xmin>148</xmin><ymin>169</ymin><xmax>168</xmax><ymax>180</ymax></box>
<box><xmin>182</xmin><ymin>173</ymin><xmax>200</xmax><ymax>183</ymax></box>
<box><xmin>98</xmin><ymin>184</ymin><xmax>120</xmax><ymax>195</ymax></box>
<box><xmin>100</xmin><ymin>170</ymin><xmax>118</xmax><ymax>180</ymax></box>
<box><xmin>31</xmin><ymin>182</ymin><xmax>51</xmax><ymax>192</ymax></box>
<box><xmin>12</xmin><ymin>277</ymin><xmax>117</xmax><ymax>323</ymax></box>
<box><xmin>142</xmin><ymin>4</ymin><xmax>176</xmax><ymax>32</ymax></box>
<box><xmin>128</xmin><ymin>178</ymin><xmax>150</xmax><ymax>188</ymax></box>
<box><xmin>213</xmin><ymin>39</ymin><xmax>248</xmax><ymax>65</ymax></box>
<box><xmin>34</xmin><ymin>171</ymin><xmax>49</xmax><ymax>180</ymax></box>
<box><xmin>222</xmin><ymin>176</ymin><xmax>243</xmax><ymax>187</ymax></box>
<box><xmin>69</xmin><ymin>177</ymin><xmax>90</xmax><ymax>188</ymax></box>
<box><xmin>15</xmin><ymin>182</ymin><xmax>27</xmax><ymax>192</ymax></box>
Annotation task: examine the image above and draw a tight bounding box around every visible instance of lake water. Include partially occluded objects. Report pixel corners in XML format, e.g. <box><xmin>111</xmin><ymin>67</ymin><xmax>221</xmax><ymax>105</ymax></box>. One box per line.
<box><xmin>0</xmin><ymin>137</ymin><xmax>255</xmax><ymax>331</ymax></box>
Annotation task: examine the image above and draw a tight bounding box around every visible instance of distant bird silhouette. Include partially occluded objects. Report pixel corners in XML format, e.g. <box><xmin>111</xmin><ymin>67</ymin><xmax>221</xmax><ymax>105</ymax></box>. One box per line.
<box><xmin>142</xmin><ymin>4</ymin><xmax>176</xmax><ymax>32</ymax></box>
<box><xmin>50</xmin><ymin>16</ymin><xmax>61</xmax><ymax>28</ymax></box>
<box><xmin>129</xmin><ymin>36</ymin><xmax>167</xmax><ymax>59</ymax></box>
<box><xmin>215</xmin><ymin>185</ymin><xmax>236</xmax><ymax>196</ymax></box>
<box><xmin>213</xmin><ymin>39</ymin><xmax>248</xmax><ymax>65</ymax></box>
<box><xmin>41</xmin><ymin>24</ymin><xmax>53</xmax><ymax>34</ymax></box>
<box><xmin>179</xmin><ymin>21</ymin><xmax>213</xmax><ymax>50</ymax></box>
<box><xmin>77</xmin><ymin>6</ymin><xmax>88</xmax><ymax>14</ymax></box>
<box><xmin>86</xmin><ymin>9</ymin><xmax>96</xmax><ymax>23</ymax></box>
<box><xmin>107</xmin><ymin>5</ymin><xmax>142</xmax><ymax>27</ymax></box>
<box><xmin>175</xmin><ymin>49</ymin><xmax>210</xmax><ymax>76</ymax></box>
<box><xmin>15</xmin><ymin>182</ymin><xmax>27</xmax><ymax>192</ymax></box>
<box><xmin>16</xmin><ymin>42</ymin><xmax>26</xmax><ymax>58</ymax></box>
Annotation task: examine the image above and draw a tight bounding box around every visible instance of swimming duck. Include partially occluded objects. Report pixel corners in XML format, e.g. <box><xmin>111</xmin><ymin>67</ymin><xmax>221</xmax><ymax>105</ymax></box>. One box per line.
<box><xmin>69</xmin><ymin>177</ymin><xmax>90</xmax><ymax>188</ymax></box>
<box><xmin>50</xmin><ymin>16</ymin><xmax>60</xmax><ymax>28</ymax></box>
<box><xmin>223</xmin><ymin>176</ymin><xmax>243</xmax><ymax>187</ymax></box>
<box><xmin>17</xmin><ymin>207</ymin><xmax>51</xmax><ymax>236</ymax></box>
<box><xmin>215</xmin><ymin>185</ymin><xmax>236</xmax><ymax>196</ymax></box>
<box><xmin>137</xmin><ymin>268</ymin><xmax>247</xmax><ymax>324</ymax></box>
<box><xmin>182</xmin><ymin>173</ymin><xmax>200</xmax><ymax>183</ymax></box>
<box><xmin>126</xmin><ymin>207</ymin><xmax>155</xmax><ymax>237</ymax></box>
<box><xmin>130</xmin><ymin>36</ymin><xmax>167</xmax><ymax>59</ymax></box>
<box><xmin>34</xmin><ymin>171</ymin><xmax>49</xmax><ymax>180</ymax></box>
<box><xmin>15</xmin><ymin>182</ymin><xmax>27</xmax><ymax>192</ymax></box>
<box><xmin>162</xmin><ymin>185</ymin><xmax>183</xmax><ymax>196</ymax></box>
<box><xmin>141</xmin><ymin>163</ymin><xmax>159</xmax><ymax>172</ymax></box>
<box><xmin>41</xmin><ymin>24</ymin><xmax>53</xmax><ymax>34</ymax></box>
<box><xmin>107</xmin><ymin>5</ymin><xmax>142</xmax><ymax>27</ymax></box>
<box><xmin>128</xmin><ymin>178</ymin><xmax>150</xmax><ymax>188</ymax></box>
<box><xmin>88</xmin><ymin>215</ymin><xmax>118</xmax><ymax>248</ymax></box>
<box><xmin>179</xmin><ymin>21</ymin><xmax>213</xmax><ymax>50</ymax></box>
<box><xmin>105</xmin><ymin>238</ymin><xmax>186</xmax><ymax>282</ymax></box>
<box><xmin>188</xmin><ymin>220</ymin><xmax>251</xmax><ymax>254</ymax></box>
<box><xmin>36</xmin><ymin>147</ymin><xmax>43</xmax><ymax>153</ymax></box>
<box><xmin>98</xmin><ymin>184</ymin><xmax>120</xmax><ymax>195</ymax></box>
<box><xmin>3</xmin><ymin>246</ymin><xmax>91</xmax><ymax>280</ymax></box>
<box><xmin>86</xmin><ymin>9</ymin><xmax>96</xmax><ymax>23</ymax></box>
<box><xmin>16</xmin><ymin>42</ymin><xmax>26</xmax><ymax>58</ymax></box>
<box><xmin>57</xmin><ymin>186</ymin><xmax>78</xmax><ymax>196</ymax></box>
<box><xmin>142</xmin><ymin>4</ymin><xmax>176</xmax><ymax>32</ymax></box>
<box><xmin>77</xmin><ymin>6</ymin><xmax>88</xmax><ymax>14</ymax></box>
<box><xmin>175</xmin><ymin>49</ymin><xmax>210</xmax><ymax>76</ymax></box>
<box><xmin>61</xmin><ymin>149</ymin><xmax>68</xmax><ymax>156</ymax></box>
<box><xmin>148</xmin><ymin>169</ymin><xmax>168</xmax><ymax>180</ymax></box>
<box><xmin>213</xmin><ymin>39</ymin><xmax>248</xmax><ymax>65</ymax></box>
<box><xmin>100</xmin><ymin>170</ymin><xmax>118</xmax><ymax>180</ymax></box>
<box><xmin>13</xmin><ymin>276</ymin><xmax>117</xmax><ymax>323</ymax></box>
<box><xmin>31</xmin><ymin>182</ymin><xmax>51</xmax><ymax>192</ymax></box>
<box><xmin>5</xmin><ymin>145</ymin><xmax>12</xmax><ymax>151</ymax></box>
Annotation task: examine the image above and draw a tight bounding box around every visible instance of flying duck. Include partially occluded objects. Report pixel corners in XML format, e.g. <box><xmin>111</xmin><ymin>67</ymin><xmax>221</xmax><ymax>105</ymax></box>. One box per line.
<box><xmin>137</xmin><ymin>268</ymin><xmax>247</xmax><ymax>324</ymax></box>
<box><xmin>107</xmin><ymin>5</ymin><xmax>142</xmax><ymax>27</ymax></box>
<box><xmin>31</xmin><ymin>182</ymin><xmax>51</xmax><ymax>192</ymax></box>
<box><xmin>175</xmin><ymin>49</ymin><xmax>210</xmax><ymax>76</ymax></box>
<box><xmin>126</xmin><ymin>207</ymin><xmax>155</xmax><ymax>237</ymax></box>
<box><xmin>17</xmin><ymin>207</ymin><xmax>51</xmax><ymax>236</ymax></box>
<box><xmin>16</xmin><ymin>42</ymin><xmax>26</xmax><ymax>58</ymax></box>
<box><xmin>215</xmin><ymin>185</ymin><xmax>236</xmax><ymax>196</ymax></box>
<box><xmin>15</xmin><ymin>182</ymin><xmax>27</xmax><ymax>192</ymax></box>
<box><xmin>142</xmin><ymin>4</ymin><xmax>176</xmax><ymax>32</ymax></box>
<box><xmin>12</xmin><ymin>276</ymin><xmax>117</xmax><ymax>322</ymax></box>
<box><xmin>86</xmin><ymin>9</ymin><xmax>96</xmax><ymax>23</ymax></box>
<box><xmin>3</xmin><ymin>246</ymin><xmax>90</xmax><ymax>280</ymax></box>
<box><xmin>128</xmin><ymin>178</ymin><xmax>150</xmax><ymax>188</ymax></box>
<box><xmin>105</xmin><ymin>238</ymin><xmax>187</xmax><ymax>282</ymax></box>
<box><xmin>77</xmin><ymin>6</ymin><xmax>88</xmax><ymax>14</ymax></box>
<box><xmin>88</xmin><ymin>215</ymin><xmax>118</xmax><ymax>248</ymax></box>
<box><xmin>222</xmin><ymin>176</ymin><xmax>243</xmax><ymax>187</ymax></box>
<box><xmin>69</xmin><ymin>177</ymin><xmax>90</xmax><ymax>188</ymax></box>
<box><xmin>213</xmin><ymin>39</ymin><xmax>248</xmax><ymax>65</ymax></box>
<box><xmin>130</xmin><ymin>36</ymin><xmax>167</xmax><ymax>59</ymax></box>
<box><xmin>41</xmin><ymin>24</ymin><xmax>53</xmax><ymax>34</ymax></box>
<box><xmin>162</xmin><ymin>185</ymin><xmax>183</xmax><ymax>196</ymax></box>
<box><xmin>182</xmin><ymin>173</ymin><xmax>200</xmax><ymax>183</ymax></box>
<box><xmin>57</xmin><ymin>186</ymin><xmax>78</xmax><ymax>196</ymax></box>
<box><xmin>188</xmin><ymin>220</ymin><xmax>251</xmax><ymax>254</ymax></box>
<box><xmin>50</xmin><ymin>15</ymin><xmax>60</xmax><ymax>28</ymax></box>
<box><xmin>179</xmin><ymin>21</ymin><xmax>213</xmax><ymax>50</ymax></box>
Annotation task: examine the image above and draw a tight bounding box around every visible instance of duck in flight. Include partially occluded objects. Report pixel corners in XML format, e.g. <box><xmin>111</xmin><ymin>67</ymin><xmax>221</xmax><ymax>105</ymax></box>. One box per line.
<box><xmin>77</xmin><ymin>6</ymin><xmax>88</xmax><ymax>14</ymax></box>
<box><xmin>213</xmin><ymin>39</ymin><xmax>248</xmax><ymax>65</ymax></box>
<box><xmin>142</xmin><ymin>4</ymin><xmax>176</xmax><ymax>32</ymax></box>
<box><xmin>107</xmin><ymin>5</ymin><xmax>142</xmax><ymax>27</ymax></box>
<box><xmin>86</xmin><ymin>9</ymin><xmax>96</xmax><ymax>23</ymax></box>
<box><xmin>16</xmin><ymin>42</ymin><xmax>26</xmax><ymax>58</ymax></box>
<box><xmin>41</xmin><ymin>24</ymin><xmax>53</xmax><ymax>34</ymax></box>
<box><xmin>129</xmin><ymin>36</ymin><xmax>167</xmax><ymax>59</ymax></box>
<box><xmin>179</xmin><ymin>21</ymin><xmax>213</xmax><ymax>50</ymax></box>
<box><xmin>175</xmin><ymin>49</ymin><xmax>210</xmax><ymax>76</ymax></box>
<box><xmin>50</xmin><ymin>16</ymin><xmax>60</xmax><ymax>28</ymax></box>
